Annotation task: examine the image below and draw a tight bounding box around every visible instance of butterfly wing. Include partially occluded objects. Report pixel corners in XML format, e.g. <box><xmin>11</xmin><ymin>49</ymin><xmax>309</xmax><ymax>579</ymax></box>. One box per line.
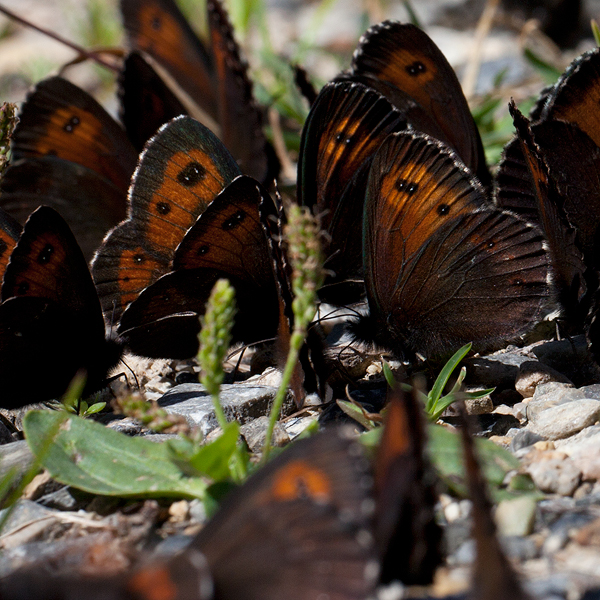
<box><xmin>207</xmin><ymin>0</ymin><xmax>276</xmax><ymax>184</ymax></box>
<box><xmin>120</xmin><ymin>0</ymin><xmax>217</xmax><ymax>121</ymax></box>
<box><xmin>118</xmin><ymin>176</ymin><xmax>279</xmax><ymax>357</ymax></box>
<box><xmin>119</xmin><ymin>51</ymin><xmax>188</xmax><ymax>153</ymax></box>
<box><xmin>0</xmin><ymin>207</ymin><xmax>120</xmax><ymax>407</ymax></box>
<box><xmin>0</xmin><ymin>206</ymin><xmax>21</xmax><ymax>279</ymax></box>
<box><xmin>345</xmin><ymin>21</ymin><xmax>490</xmax><ymax>187</ymax></box>
<box><xmin>362</xmin><ymin>132</ymin><xmax>551</xmax><ymax>358</ymax></box>
<box><xmin>509</xmin><ymin>103</ymin><xmax>587</xmax><ymax>323</ymax></box>
<box><xmin>10</xmin><ymin>77</ymin><xmax>137</xmax><ymax>194</ymax></box>
<box><xmin>0</xmin><ymin>156</ymin><xmax>126</xmax><ymax>262</ymax></box>
<box><xmin>193</xmin><ymin>429</ymin><xmax>378</xmax><ymax>600</ymax></box>
<box><xmin>540</xmin><ymin>48</ymin><xmax>600</xmax><ymax>148</ymax></box>
<box><xmin>374</xmin><ymin>383</ymin><xmax>441</xmax><ymax>585</ymax></box>
<box><xmin>298</xmin><ymin>80</ymin><xmax>406</xmax><ymax>297</ymax></box>
<box><xmin>92</xmin><ymin>116</ymin><xmax>241</xmax><ymax>321</ymax></box>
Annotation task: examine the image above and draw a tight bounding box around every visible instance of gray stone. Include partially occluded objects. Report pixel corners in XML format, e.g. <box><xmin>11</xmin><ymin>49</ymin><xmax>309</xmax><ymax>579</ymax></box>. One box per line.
<box><xmin>500</xmin><ymin>535</ymin><xmax>539</xmax><ymax>561</ymax></box>
<box><xmin>529</xmin><ymin>400</ymin><xmax>600</xmax><ymax>440</ymax></box>
<box><xmin>240</xmin><ymin>416</ymin><xmax>290</xmax><ymax>452</ymax></box>
<box><xmin>510</xmin><ymin>429</ymin><xmax>545</xmax><ymax>452</ymax></box>
<box><xmin>0</xmin><ymin>440</ymin><xmax>34</xmax><ymax>479</ymax></box>
<box><xmin>515</xmin><ymin>360</ymin><xmax>573</xmax><ymax>399</ymax></box>
<box><xmin>464</xmin><ymin>353</ymin><xmax>527</xmax><ymax>389</ymax></box>
<box><xmin>527</xmin><ymin>458</ymin><xmax>582</xmax><ymax>496</ymax></box>
<box><xmin>159</xmin><ymin>383</ymin><xmax>295</xmax><ymax>435</ymax></box>
<box><xmin>527</xmin><ymin>382</ymin><xmax>582</xmax><ymax>421</ymax></box>
<box><xmin>555</xmin><ymin>425</ymin><xmax>600</xmax><ymax>481</ymax></box>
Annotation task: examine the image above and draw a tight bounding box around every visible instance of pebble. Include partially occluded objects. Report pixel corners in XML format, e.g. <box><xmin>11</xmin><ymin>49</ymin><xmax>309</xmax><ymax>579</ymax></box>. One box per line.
<box><xmin>555</xmin><ymin>425</ymin><xmax>600</xmax><ymax>481</ymax></box>
<box><xmin>527</xmin><ymin>382</ymin><xmax>582</xmax><ymax>421</ymax></box>
<box><xmin>515</xmin><ymin>360</ymin><xmax>573</xmax><ymax>399</ymax></box>
<box><xmin>528</xmin><ymin>400</ymin><xmax>600</xmax><ymax>440</ymax></box>
<box><xmin>158</xmin><ymin>383</ymin><xmax>295</xmax><ymax>435</ymax></box>
<box><xmin>527</xmin><ymin>457</ymin><xmax>582</xmax><ymax>496</ymax></box>
<box><xmin>240</xmin><ymin>416</ymin><xmax>290</xmax><ymax>452</ymax></box>
<box><xmin>510</xmin><ymin>430</ymin><xmax>546</xmax><ymax>452</ymax></box>
<box><xmin>495</xmin><ymin>496</ymin><xmax>537</xmax><ymax>537</ymax></box>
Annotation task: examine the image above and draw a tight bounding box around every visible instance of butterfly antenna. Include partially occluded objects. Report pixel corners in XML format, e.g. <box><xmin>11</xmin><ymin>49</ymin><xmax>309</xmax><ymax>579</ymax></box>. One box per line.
<box><xmin>0</xmin><ymin>4</ymin><xmax>120</xmax><ymax>73</ymax></box>
<box><xmin>118</xmin><ymin>356</ymin><xmax>140</xmax><ymax>391</ymax></box>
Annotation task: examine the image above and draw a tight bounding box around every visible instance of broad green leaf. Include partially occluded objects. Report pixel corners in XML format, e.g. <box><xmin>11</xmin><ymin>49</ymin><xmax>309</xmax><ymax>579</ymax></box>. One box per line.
<box><xmin>336</xmin><ymin>400</ymin><xmax>377</xmax><ymax>430</ymax></box>
<box><xmin>23</xmin><ymin>411</ymin><xmax>207</xmax><ymax>499</ymax></box>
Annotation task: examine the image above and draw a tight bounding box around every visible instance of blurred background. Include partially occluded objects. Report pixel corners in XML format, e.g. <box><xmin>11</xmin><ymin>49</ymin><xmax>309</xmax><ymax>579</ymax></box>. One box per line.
<box><xmin>0</xmin><ymin>0</ymin><xmax>598</xmax><ymax>166</ymax></box>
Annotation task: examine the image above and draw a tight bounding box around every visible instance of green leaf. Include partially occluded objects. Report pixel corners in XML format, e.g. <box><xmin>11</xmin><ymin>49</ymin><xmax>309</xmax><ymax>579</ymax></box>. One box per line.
<box><xmin>168</xmin><ymin>422</ymin><xmax>241</xmax><ymax>481</ymax></box>
<box><xmin>593</xmin><ymin>19</ymin><xmax>600</xmax><ymax>47</ymax></box>
<box><xmin>427</xmin><ymin>343</ymin><xmax>472</xmax><ymax>413</ymax></box>
<box><xmin>523</xmin><ymin>48</ymin><xmax>562</xmax><ymax>84</ymax></box>
<box><xmin>336</xmin><ymin>400</ymin><xmax>377</xmax><ymax>430</ymax></box>
<box><xmin>23</xmin><ymin>411</ymin><xmax>207</xmax><ymax>499</ymax></box>
<box><xmin>428</xmin><ymin>424</ymin><xmax>523</xmax><ymax>501</ymax></box>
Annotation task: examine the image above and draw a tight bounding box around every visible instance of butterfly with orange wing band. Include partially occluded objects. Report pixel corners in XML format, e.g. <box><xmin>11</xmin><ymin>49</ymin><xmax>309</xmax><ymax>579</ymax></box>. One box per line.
<box><xmin>354</xmin><ymin>130</ymin><xmax>552</xmax><ymax>361</ymax></box>
<box><xmin>0</xmin><ymin>77</ymin><xmax>137</xmax><ymax>262</ymax></box>
<box><xmin>120</xmin><ymin>0</ymin><xmax>278</xmax><ymax>185</ymax></box>
<box><xmin>0</xmin><ymin>207</ymin><xmax>122</xmax><ymax>408</ymax></box>
<box><xmin>336</xmin><ymin>21</ymin><xmax>491</xmax><ymax>188</ymax></box>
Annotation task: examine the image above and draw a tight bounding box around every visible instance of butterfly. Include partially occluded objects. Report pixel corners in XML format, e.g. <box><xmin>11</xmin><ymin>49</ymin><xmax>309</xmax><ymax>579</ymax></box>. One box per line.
<box><xmin>0</xmin><ymin>76</ymin><xmax>136</xmax><ymax>261</ymax></box>
<box><xmin>337</xmin><ymin>21</ymin><xmax>491</xmax><ymax>188</ymax></box>
<box><xmin>354</xmin><ymin>130</ymin><xmax>552</xmax><ymax>360</ymax></box>
<box><xmin>456</xmin><ymin>403</ymin><xmax>532</xmax><ymax>600</ymax></box>
<box><xmin>374</xmin><ymin>380</ymin><xmax>442</xmax><ymax>585</ymax></box>
<box><xmin>116</xmin><ymin>174</ymin><xmax>282</xmax><ymax>359</ymax></box>
<box><xmin>120</xmin><ymin>0</ymin><xmax>278</xmax><ymax>185</ymax></box>
<box><xmin>507</xmin><ymin>101</ymin><xmax>587</xmax><ymax>329</ymax></box>
<box><xmin>496</xmin><ymin>48</ymin><xmax>600</xmax><ymax>271</ymax></box>
<box><xmin>92</xmin><ymin>115</ymin><xmax>240</xmax><ymax>324</ymax></box>
<box><xmin>297</xmin><ymin>80</ymin><xmax>406</xmax><ymax>301</ymax></box>
<box><xmin>0</xmin><ymin>206</ymin><xmax>122</xmax><ymax>409</ymax></box>
<box><xmin>0</xmin><ymin>428</ymin><xmax>379</xmax><ymax>600</ymax></box>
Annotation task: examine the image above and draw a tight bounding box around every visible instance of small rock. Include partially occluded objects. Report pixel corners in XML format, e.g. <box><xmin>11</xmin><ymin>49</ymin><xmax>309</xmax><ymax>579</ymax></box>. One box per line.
<box><xmin>0</xmin><ymin>439</ymin><xmax>34</xmax><ymax>480</ymax></box>
<box><xmin>515</xmin><ymin>360</ymin><xmax>573</xmax><ymax>398</ymax></box>
<box><xmin>554</xmin><ymin>425</ymin><xmax>600</xmax><ymax>481</ymax></box>
<box><xmin>240</xmin><ymin>416</ymin><xmax>290</xmax><ymax>452</ymax></box>
<box><xmin>500</xmin><ymin>535</ymin><xmax>539</xmax><ymax>561</ymax></box>
<box><xmin>527</xmin><ymin>382</ymin><xmax>583</xmax><ymax>421</ymax></box>
<box><xmin>528</xmin><ymin>400</ymin><xmax>600</xmax><ymax>440</ymax></box>
<box><xmin>159</xmin><ymin>383</ymin><xmax>295</xmax><ymax>435</ymax></box>
<box><xmin>527</xmin><ymin>457</ymin><xmax>582</xmax><ymax>496</ymax></box>
<box><xmin>495</xmin><ymin>496</ymin><xmax>537</xmax><ymax>536</ymax></box>
<box><xmin>510</xmin><ymin>429</ymin><xmax>546</xmax><ymax>452</ymax></box>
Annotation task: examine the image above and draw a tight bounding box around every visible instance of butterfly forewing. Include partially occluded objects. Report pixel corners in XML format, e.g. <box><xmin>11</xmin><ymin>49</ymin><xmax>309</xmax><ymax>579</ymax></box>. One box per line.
<box><xmin>347</xmin><ymin>21</ymin><xmax>490</xmax><ymax>187</ymax></box>
<box><xmin>298</xmin><ymin>81</ymin><xmax>406</xmax><ymax>292</ymax></box>
<box><xmin>120</xmin><ymin>0</ymin><xmax>217</xmax><ymax>121</ymax></box>
<box><xmin>119</xmin><ymin>51</ymin><xmax>188</xmax><ymax>153</ymax></box>
<box><xmin>10</xmin><ymin>77</ymin><xmax>137</xmax><ymax>194</ymax></box>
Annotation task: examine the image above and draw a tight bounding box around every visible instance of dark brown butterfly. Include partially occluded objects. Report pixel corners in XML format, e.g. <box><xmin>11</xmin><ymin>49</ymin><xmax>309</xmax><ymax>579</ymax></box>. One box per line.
<box><xmin>457</xmin><ymin>403</ymin><xmax>532</xmax><ymax>600</ymax></box>
<box><xmin>0</xmin><ymin>428</ymin><xmax>378</xmax><ymax>600</ymax></box>
<box><xmin>337</xmin><ymin>21</ymin><xmax>491</xmax><ymax>188</ymax></box>
<box><xmin>92</xmin><ymin>115</ymin><xmax>240</xmax><ymax>324</ymax></box>
<box><xmin>507</xmin><ymin>101</ymin><xmax>587</xmax><ymax>328</ymax></box>
<box><xmin>0</xmin><ymin>207</ymin><xmax>122</xmax><ymax>408</ymax></box>
<box><xmin>0</xmin><ymin>77</ymin><xmax>135</xmax><ymax>261</ymax></box>
<box><xmin>119</xmin><ymin>50</ymin><xmax>188</xmax><ymax>154</ymax></box>
<box><xmin>120</xmin><ymin>0</ymin><xmax>277</xmax><ymax>185</ymax></box>
<box><xmin>117</xmin><ymin>174</ymin><xmax>282</xmax><ymax>359</ymax></box>
<box><xmin>298</xmin><ymin>80</ymin><xmax>406</xmax><ymax>301</ymax></box>
<box><xmin>496</xmin><ymin>49</ymin><xmax>600</xmax><ymax>269</ymax></box>
<box><xmin>356</xmin><ymin>131</ymin><xmax>551</xmax><ymax>360</ymax></box>
<box><xmin>374</xmin><ymin>381</ymin><xmax>442</xmax><ymax>585</ymax></box>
